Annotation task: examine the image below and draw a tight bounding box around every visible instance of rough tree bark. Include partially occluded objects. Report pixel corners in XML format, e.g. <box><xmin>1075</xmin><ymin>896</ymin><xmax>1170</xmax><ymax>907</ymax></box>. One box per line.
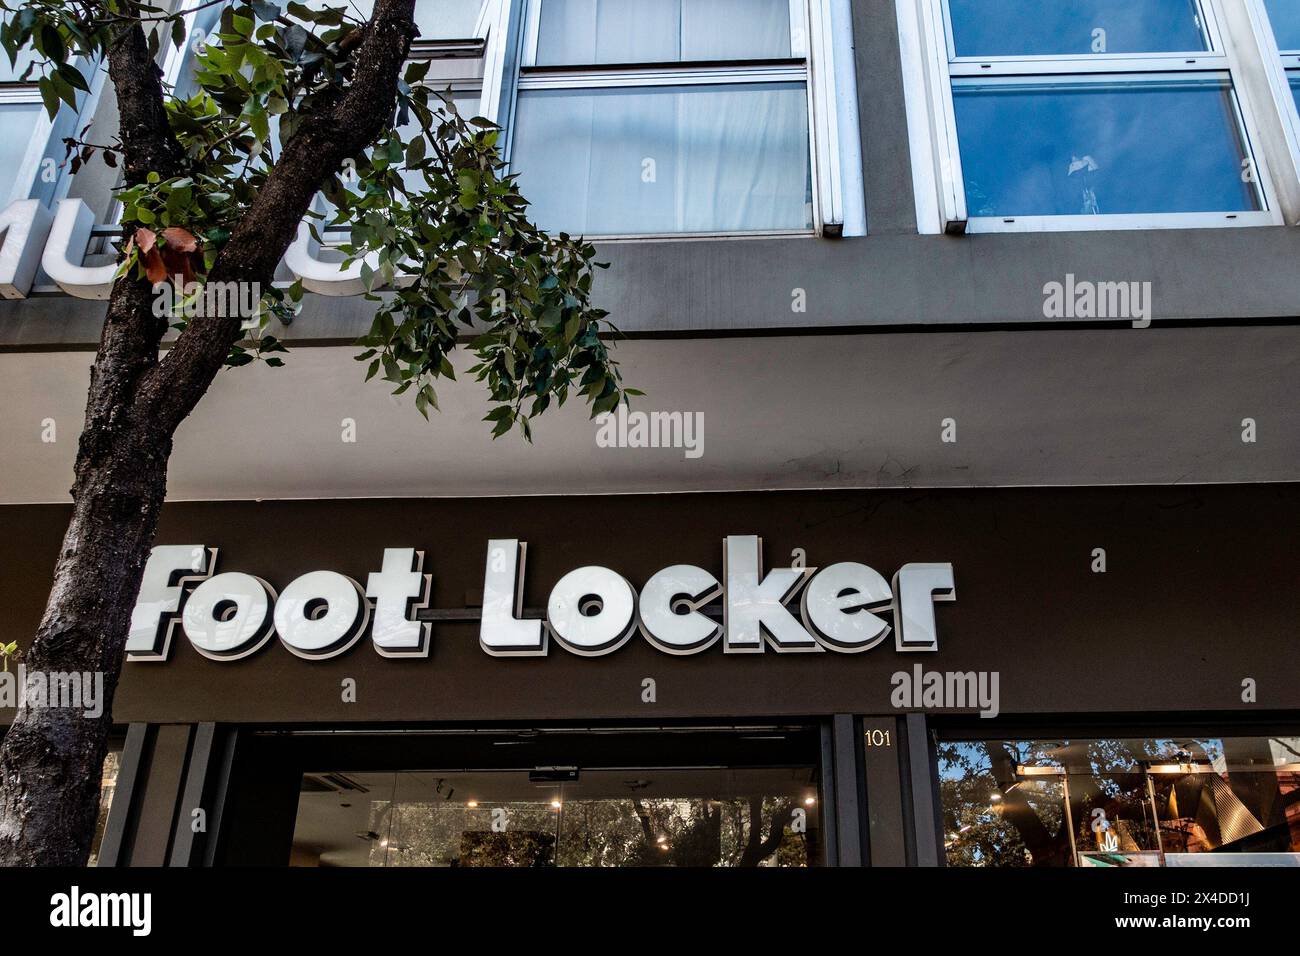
<box><xmin>0</xmin><ymin>0</ymin><xmax>418</xmax><ymax>866</ymax></box>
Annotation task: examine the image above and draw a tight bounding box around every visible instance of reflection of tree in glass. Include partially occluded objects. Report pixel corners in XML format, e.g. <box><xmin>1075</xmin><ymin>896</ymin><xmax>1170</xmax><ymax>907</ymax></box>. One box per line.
<box><xmin>940</xmin><ymin>738</ymin><xmax>1170</xmax><ymax>866</ymax></box>
<box><xmin>940</xmin><ymin>736</ymin><xmax>1299</xmax><ymax>866</ymax></box>
<box><xmin>939</xmin><ymin>740</ymin><xmax>1067</xmax><ymax>867</ymax></box>
<box><xmin>360</xmin><ymin>793</ymin><xmax>808</xmax><ymax>867</ymax></box>
<box><xmin>559</xmin><ymin>796</ymin><xmax>804</xmax><ymax>867</ymax></box>
<box><xmin>363</xmin><ymin>800</ymin><xmax>560</xmax><ymax>867</ymax></box>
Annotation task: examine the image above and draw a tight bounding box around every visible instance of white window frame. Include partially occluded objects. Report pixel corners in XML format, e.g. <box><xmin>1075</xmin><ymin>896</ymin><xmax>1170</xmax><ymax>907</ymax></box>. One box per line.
<box><xmin>496</xmin><ymin>0</ymin><xmax>849</xmax><ymax>239</ymax></box>
<box><xmin>1245</xmin><ymin>0</ymin><xmax>1300</xmax><ymax>213</ymax></box>
<box><xmin>904</xmin><ymin>0</ymin><xmax>1283</xmax><ymax>234</ymax></box>
<box><xmin>0</xmin><ymin>52</ymin><xmax>105</xmax><ymax>209</ymax></box>
<box><xmin>56</xmin><ymin>0</ymin><xmax>861</xmax><ymax>251</ymax></box>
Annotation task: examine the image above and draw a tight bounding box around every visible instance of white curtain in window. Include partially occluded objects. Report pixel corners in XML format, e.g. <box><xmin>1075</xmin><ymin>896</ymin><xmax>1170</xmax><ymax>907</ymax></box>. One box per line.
<box><xmin>676</xmin><ymin>83</ymin><xmax>810</xmax><ymax>231</ymax></box>
<box><xmin>309</xmin><ymin>0</ymin><xmax>483</xmax><ymax>38</ymax></box>
<box><xmin>536</xmin><ymin>0</ymin><xmax>792</xmax><ymax>64</ymax></box>
<box><xmin>512</xmin><ymin>82</ymin><xmax>811</xmax><ymax>234</ymax></box>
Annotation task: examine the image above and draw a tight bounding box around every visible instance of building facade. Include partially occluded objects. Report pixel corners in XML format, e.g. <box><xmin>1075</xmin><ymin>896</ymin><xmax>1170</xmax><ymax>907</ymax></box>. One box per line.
<box><xmin>0</xmin><ymin>0</ymin><xmax>1297</xmax><ymax>868</ymax></box>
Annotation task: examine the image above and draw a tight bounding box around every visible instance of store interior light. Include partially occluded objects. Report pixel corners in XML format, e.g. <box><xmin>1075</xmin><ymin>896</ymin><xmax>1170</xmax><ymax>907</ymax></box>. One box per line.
<box><xmin>466</xmin><ymin>800</ymin><xmax>479</xmax><ymax>808</ymax></box>
<box><xmin>551</xmin><ymin>799</ymin><xmax>562</xmax><ymax>809</ymax></box>
<box><xmin>804</xmin><ymin>796</ymin><xmax>816</xmax><ymax>806</ymax></box>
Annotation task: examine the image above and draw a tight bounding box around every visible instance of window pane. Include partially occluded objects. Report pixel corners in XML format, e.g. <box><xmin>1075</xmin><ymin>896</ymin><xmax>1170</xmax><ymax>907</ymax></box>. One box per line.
<box><xmin>535</xmin><ymin>0</ymin><xmax>792</xmax><ymax>65</ymax></box>
<box><xmin>1290</xmin><ymin>73</ymin><xmax>1300</xmax><ymax>114</ymax></box>
<box><xmin>1266</xmin><ymin>0</ymin><xmax>1300</xmax><ymax>51</ymax></box>
<box><xmin>0</xmin><ymin>102</ymin><xmax>44</xmax><ymax>202</ymax></box>
<box><xmin>512</xmin><ymin>82</ymin><xmax>811</xmax><ymax>234</ymax></box>
<box><xmin>946</xmin><ymin>0</ymin><xmax>1210</xmax><ymax>57</ymax></box>
<box><xmin>0</xmin><ymin>45</ymin><xmax>40</xmax><ymax>84</ymax></box>
<box><xmin>88</xmin><ymin>748</ymin><xmax>123</xmax><ymax>867</ymax></box>
<box><xmin>306</xmin><ymin>0</ymin><xmax>484</xmax><ymax>38</ymax></box>
<box><xmin>939</xmin><ymin>736</ymin><xmax>1300</xmax><ymax>867</ymax></box>
<box><xmin>953</xmin><ymin>77</ymin><xmax>1259</xmax><ymax>217</ymax></box>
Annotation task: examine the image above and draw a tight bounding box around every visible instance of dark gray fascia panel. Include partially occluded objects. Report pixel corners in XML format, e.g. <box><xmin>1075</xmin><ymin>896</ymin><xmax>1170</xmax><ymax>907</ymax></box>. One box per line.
<box><xmin>5</xmin><ymin>226</ymin><xmax>1300</xmax><ymax>350</ymax></box>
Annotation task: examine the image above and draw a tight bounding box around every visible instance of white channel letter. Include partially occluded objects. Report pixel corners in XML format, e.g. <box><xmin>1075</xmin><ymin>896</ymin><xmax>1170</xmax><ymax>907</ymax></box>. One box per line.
<box><xmin>127</xmin><ymin>545</ymin><xmax>215</xmax><ymax>661</ymax></box>
<box><xmin>638</xmin><ymin>564</ymin><xmax>722</xmax><ymax>655</ymax></box>
<box><xmin>480</xmin><ymin>539</ymin><xmax>546</xmax><ymax>656</ymax></box>
<box><xmin>41</xmin><ymin>199</ymin><xmax>117</xmax><ymax>299</ymax></box>
<box><xmin>800</xmin><ymin>562</ymin><xmax>893</xmax><ymax>653</ymax></box>
<box><xmin>547</xmin><ymin>566</ymin><xmax>637</xmax><ymax>657</ymax></box>
<box><xmin>274</xmin><ymin>570</ymin><xmax>370</xmax><ymax>660</ymax></box>
<box><xmin>0</xmin><ymin>199</ymin><xmax>53</xmax><ymax>299</ymax></box>
<box><xmin>892</xmin><ymin>563</ymin><xmax>956</xmax><ymax>652</ymax></box>
<box><xmin>366</xmin><ymin>548</ymin><xmax>432</xmax><ymax>658</ymax></box>
<box><xmin>723</xmin><ymin>535</ymin><xmax>818</xmax><ymax>653</ymax></box>
<box><xmin>283</xmin><ymin>196</ymin><xmax>381</xmax><ymax>296</ymax></box>
<box><xmin>183</xmin><ymin>572</ymin><xmax>277</xmax><ymax>661</ymax></box>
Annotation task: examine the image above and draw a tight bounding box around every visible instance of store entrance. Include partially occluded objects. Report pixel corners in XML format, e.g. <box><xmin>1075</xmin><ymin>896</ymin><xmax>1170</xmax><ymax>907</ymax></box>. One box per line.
<box><xmin>218</xmin><ymin>724</ymin><xmax>826</xmax><ymax>867</ymax></box>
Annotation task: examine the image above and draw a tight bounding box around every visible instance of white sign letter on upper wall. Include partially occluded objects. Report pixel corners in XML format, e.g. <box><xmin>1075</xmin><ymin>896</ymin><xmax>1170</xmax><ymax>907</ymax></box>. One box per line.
<box><xmin>41</xmin><ymin>199</ymin><xmax>117</xmax><ymax>299</ymax></box>
<box><xmin>0</xmin><ymin>200</ymin><xmax>53</xmax><ymax>299</ymax></box>
<box><xmin>284</xmin><ymin>198</ymin><xmax>381</xmax><ymax>296</ymax></box>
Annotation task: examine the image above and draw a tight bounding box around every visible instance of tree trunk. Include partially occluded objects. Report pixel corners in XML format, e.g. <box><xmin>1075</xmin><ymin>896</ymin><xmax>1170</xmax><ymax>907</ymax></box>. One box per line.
<box><xmin>0</xmin><ymin>279</ymin><xmax>173</xmax><ymax>865</ymax></box>
<box><xmin>0</xmin><ymin>0</ymin><xmax>417</xmax><ymax>866</ymax></box>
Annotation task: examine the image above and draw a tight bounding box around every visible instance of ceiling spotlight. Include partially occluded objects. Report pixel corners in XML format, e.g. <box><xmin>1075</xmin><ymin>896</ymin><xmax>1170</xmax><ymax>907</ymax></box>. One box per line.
<box><xmin>551</xmin><ymin>799</ymin><xmax>562</xmax><ymax>810</ymax></box>
<box><xmin>466</xmin><ymin>800</ymin><xmax>479</xmax><ymax>808</ymax></box>
<box><xmin>804</xmin><ymin>796</ymin><xmax>816</xmax><ymax>806</ymax></box>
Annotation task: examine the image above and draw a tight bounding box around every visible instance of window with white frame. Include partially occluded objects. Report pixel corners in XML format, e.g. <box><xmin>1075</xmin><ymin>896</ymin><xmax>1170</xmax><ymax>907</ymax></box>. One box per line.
<box><xmin>0</xmin><ymin>13</ymin><xmax>100</xmax><ymax>208</ymax></box>
<box><xmin>1261</xmin><ymin>0</ymin><xmax>1300</xmax><ymax>109</ymax></box>
<box><xmin>161</xmin><ymin>1</ymin><xmax>488</xmax><ymax>225</ymax></box>
<box><xmin>20</xmin><ymin>1</ymin><xmax>861</xmax><ymax>247</ymax></box>
<box><xmin>909</xmin><ymin>0</ymin><xmax>1277</xmax><ymax>232</ymax></box>
<box><xmin>506</xmin><ymin>0</ymin><xmax>839</xmax><ymax>237</ymax></box>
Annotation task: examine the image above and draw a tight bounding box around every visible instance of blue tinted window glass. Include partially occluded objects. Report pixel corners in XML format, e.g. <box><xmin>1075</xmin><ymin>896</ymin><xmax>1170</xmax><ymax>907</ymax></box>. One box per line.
<box><xmin>953</xmin><ymin>78</ymin><xmax>1259</xmax><ymax>217</ymax></box>
<box><xmin>947</xmin><ymin>0</ymin><xmax>1208</xmax><ymax>57</ymax></box>
<box><xmin>1289</xmin><ymin>74</ymin><xmax>1300</xmax><ymax>113</ymax></box>
<box><xmin>1266</xmin><ymin>0</ymin><xmax>1300</xmax><ymax>51</ymax></box>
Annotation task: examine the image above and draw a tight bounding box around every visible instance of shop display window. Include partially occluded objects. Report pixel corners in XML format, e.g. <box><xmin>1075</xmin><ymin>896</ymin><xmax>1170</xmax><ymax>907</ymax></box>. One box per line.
<box><xmin>938</xmin><ymin>734</ymin><xmax>1300</xmax><ymax>867</ymax></box>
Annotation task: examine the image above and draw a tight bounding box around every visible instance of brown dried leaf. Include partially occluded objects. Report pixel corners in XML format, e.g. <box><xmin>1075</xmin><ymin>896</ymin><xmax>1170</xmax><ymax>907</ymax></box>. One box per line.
<box><xmin>161</xmin><ymin>226</ymin><xmax>198</xmax><ymax>253</ymax></box>
<box><xmin>134</xmin><ymin>227</ymin><xmax>157</xmax><ymax>255</ymax></box>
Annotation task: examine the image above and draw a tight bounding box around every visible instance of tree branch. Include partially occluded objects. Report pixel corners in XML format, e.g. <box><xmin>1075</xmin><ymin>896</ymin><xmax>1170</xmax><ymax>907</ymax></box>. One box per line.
<box><xmin>137</xmin><ymin>0</ymin><xmax>418</xmax><ymax>433</ymax></box>
<box><xmin>104</xmin><ymin>18</ymin><xmax>186</xmax><ymax>187</ymax></box>
<box><xmin>71</xmin><ymin>17</ymin><xmax>190</xmax><ymax>479</ymax></box>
